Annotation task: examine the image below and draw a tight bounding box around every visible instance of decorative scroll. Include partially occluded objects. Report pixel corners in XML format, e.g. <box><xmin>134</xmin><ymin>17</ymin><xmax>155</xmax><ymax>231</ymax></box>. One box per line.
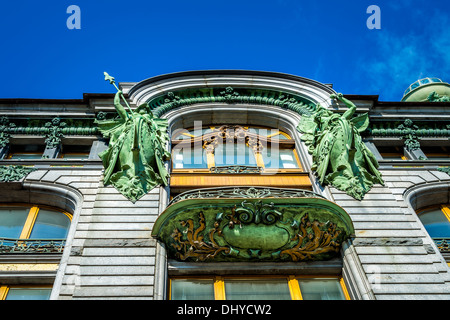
<box><xmin>167</xmin><ymin>202</ymin><xmax>350</xmax><ymax>262</ymax></box>
<box><xmin>152</xmin><ymin>189</ymin><xmax>354</xmax><ymax>263</ymax></box>
<box><xmin>280</xmin><ymin>213</ymin><xmax>341</xmax><ymax>261</ymax></box>
<box><xmin>149</xmin><ymin>87</ymin><xmax>317</xmax><ymax>118</ymax></box>
<box><xmin>44</xmin><ymin>117</ymin><xmax>67</xmax><ymax>148</ymax></box>
<box><xmin>171</xmin><ymin>212</ymin><xmax>231</xmax><ymax>261</ymax></box>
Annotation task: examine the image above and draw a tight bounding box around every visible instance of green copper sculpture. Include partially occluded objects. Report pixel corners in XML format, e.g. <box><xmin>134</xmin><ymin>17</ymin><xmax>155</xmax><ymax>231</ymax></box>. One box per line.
<box><xmin>95</xmin><ymin>72</ymin><xmax>170</xmax><ymax>202</ymax></box>
<box><xmin>297</xmin><ymin>93</ymin><xmax>384</xmax><ymax>200</ymax></box>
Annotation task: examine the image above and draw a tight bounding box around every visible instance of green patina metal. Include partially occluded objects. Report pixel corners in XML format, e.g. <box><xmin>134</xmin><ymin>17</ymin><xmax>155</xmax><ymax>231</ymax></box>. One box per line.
<box><xmin>95</xmin><ymin>73</ymin><xmax>171</xmax><ymax>202</ymax></box>
<box><xmin>368</xmin><ymin>120</ymin><xmax>450</xmax><ymax>138</ymax></box>
<box><xmin>297</xmin><ymin>93</ymin><xmax>384</xmax><ymax>200</ymax></box>
<box><xmin>0</xmin><ymin>116</ymin><xmax>14</xmax><ymax>148</ymax></box>
<box><xmin>427</xmin><ymin>91</ymin><xmax>450</xmax><ymax>102</ymax></box>
<box><xmin>152</xmin><ymin>187</ymin><xmax>354</xmax><ymax>262</ymax></box>
<box><xmin>367</xmin><ymin>119</ymin><xmax>450</xmax><ymax>153</ymax></box>
<box><xmin>146</xmin><ymin>87</ymin><xmax>317</xmax><ymax>118</ymax></box>
<box><xmin>0</xmin><ymin>117</ymin><xmax>98</xmax><ymax>139</ymax></box>
<box><xmin>0</xmin><ymin>165</ymin><xmax>36</xmax><ymax>182</ymax></box>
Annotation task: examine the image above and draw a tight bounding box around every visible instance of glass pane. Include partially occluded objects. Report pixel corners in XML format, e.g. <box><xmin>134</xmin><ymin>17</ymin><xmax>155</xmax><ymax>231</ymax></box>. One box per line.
<box><xmin>172</xmin><ymin>146</ymin><xmax>208</xmax><ymax>169</ymax></box>
<box><xmin>5</xmin><ymin>288</ymin><xmax>51</xmax><ymax>300</ymax></box>
<box><xmin>298</xmin><ymin>279</ymin><xmax>346</xmax><ymax>300</ymax></box>
<box><xmin>0</xmin><ymin>207</ymin><xmax>29</xmax><ymax>238</ymax></box>
<box><xmin>29</xmin><ymin>209</ymin><xmax>71</xmax><ymax>239</ymax></box>
<box><xmin>171</xmin><ymin>279</ymin><xmax>215</xmax><ymax>300</ymax></box>
<box><xmin>225</xmin><ymin>279</ymin><xmax>291</xmax><ymax>300</ymax></box>
<box><xmin>215</xmin><ymin>142</ymin><xmax>256</xmax><ymax>166</ymax></box>
<box><xmin>264</xmin><ymin>148</ymin><xmax>299</xmax><ymax>169</ymax></box>
<box><xmin>419</xmin><ymin>207</ymin><xmax>450</xmax><ymax>238</ymax></box>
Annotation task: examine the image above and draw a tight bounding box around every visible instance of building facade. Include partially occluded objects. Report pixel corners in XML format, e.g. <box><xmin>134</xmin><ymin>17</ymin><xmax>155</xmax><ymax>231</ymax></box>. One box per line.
<box><xmin>1</xmin><ymin>70</ymin><xmax>450</xmax><ymax>300</ymax></box>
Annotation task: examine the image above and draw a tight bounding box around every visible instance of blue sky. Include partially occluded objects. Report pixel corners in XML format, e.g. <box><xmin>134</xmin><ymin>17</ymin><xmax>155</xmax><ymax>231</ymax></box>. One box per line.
<box><xmin>0</xmin><ymin>0</ymin><xmax>449</xmax><ymax>101</ymax></box>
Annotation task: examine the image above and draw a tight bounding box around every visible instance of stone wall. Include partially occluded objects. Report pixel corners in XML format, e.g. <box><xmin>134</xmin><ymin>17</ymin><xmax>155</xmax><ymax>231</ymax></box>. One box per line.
<box><xmin>332</xmin><ymin>167</ymin><xmax>450</xmax><ymax>299</ymax></box>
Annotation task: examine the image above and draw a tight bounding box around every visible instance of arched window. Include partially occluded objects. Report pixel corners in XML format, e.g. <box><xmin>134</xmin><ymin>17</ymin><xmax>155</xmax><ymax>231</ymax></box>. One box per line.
<box><xmin>171</xmin><ymin>125</ymin><xmax>301</xmax><ymax>171</ymax></box>
<box><xmin>0</xmin><ymin>204</ymin><xmax>71</xmax><ymax>253</ymax></box>
<box><xmin>416</xmin><ymin>204</ymin><xmax>450</xmax><ymax>258</ymax></box>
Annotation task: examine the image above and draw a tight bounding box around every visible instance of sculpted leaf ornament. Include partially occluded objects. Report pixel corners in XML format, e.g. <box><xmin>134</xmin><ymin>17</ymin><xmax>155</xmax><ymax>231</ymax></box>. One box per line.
<box><xmin>297</xmin><ymin>93</ymin><xmax>384</xmax><ymax>200</ymax></box>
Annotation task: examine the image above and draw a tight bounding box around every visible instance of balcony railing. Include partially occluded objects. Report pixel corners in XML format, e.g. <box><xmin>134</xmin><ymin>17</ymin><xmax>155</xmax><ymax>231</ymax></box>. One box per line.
<box><xmin>433</xmin><ymin>238</ymin><xmax>450</xmax><ymax>253</ymax></box>
<box><xmin>0</xmin><ymin>238</ymin><xmax>66</xmax><ymax>254</ymax></box>
<box><xmin>209</xmin><ymin>165</ymin><xmax>264</xmax><ymax>174</ymax></box>
<box><xmin>168</xmin><ymin>186</ymin><xmax>324</xmax><ymax>207</ymax></box>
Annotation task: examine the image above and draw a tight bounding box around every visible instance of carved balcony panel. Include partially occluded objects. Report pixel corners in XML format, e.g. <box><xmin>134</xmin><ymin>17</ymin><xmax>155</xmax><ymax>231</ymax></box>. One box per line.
<box><xmin>152</xmin><ymin>187</ymin><xmax>354</xmax><ymax>263</ymax></box>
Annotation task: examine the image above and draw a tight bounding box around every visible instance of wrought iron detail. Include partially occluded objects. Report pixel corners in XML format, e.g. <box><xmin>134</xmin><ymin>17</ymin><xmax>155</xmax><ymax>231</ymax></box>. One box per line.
<box><xmin>168</xmin><ymin>186</ymin><xmax>324</xmax><ymax>207</ymax></box>
<box><xmin>434</xmin><ymin>238</ymin><xmax>450</xmax><ymax>253</ymax></box>
<box><xmin>0</xmin><ymin>238</ymin><xmax>66</xmax><ymax>254</ymax></box>
<box><xmin>209</xmin><ymin>165</ymin><xmax>263</xmax><ymax>174</ymax></box>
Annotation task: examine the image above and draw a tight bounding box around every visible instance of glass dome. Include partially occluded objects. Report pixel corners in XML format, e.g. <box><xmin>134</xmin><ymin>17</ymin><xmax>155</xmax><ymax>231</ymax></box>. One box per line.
<box><xmin>403</xmin><ymin>77</ymin><xmax>444</xmax><ymax>96</ymax></box>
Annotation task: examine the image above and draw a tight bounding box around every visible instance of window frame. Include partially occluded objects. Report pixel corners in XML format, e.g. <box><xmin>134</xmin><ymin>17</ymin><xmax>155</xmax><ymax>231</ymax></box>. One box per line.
<box><xmin>0</xmin><ymin>203</ymin><xmax>72</xmax><ymax>240</ymax></box>
<box><xmin>171</xmin><ymin>125</ymin><xmax>303</xmax><ymax>172</ymax></box>
<box><xmin>377</xmin><ymin>146</ymin><xmax>407</xmax><ymax>161</ymax></box>
<box><xmin>168</xmin><ymin>275</ymin><xmax>350</xmax><ymax>300</ymax></box>
<box><xmin>416</xmin><ymin>204</ymin><xmax>450</xmax><ymax>263</ymax></box>
<box><xmin>0</xmin><ymin>284</ymin><xmax>52</xmax><ymax>300</ymax></box>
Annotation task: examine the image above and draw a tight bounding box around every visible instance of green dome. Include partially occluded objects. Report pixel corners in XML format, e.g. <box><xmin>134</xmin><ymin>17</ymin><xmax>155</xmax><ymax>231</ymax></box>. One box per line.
<box><xmin>402</xmin><ymin>77</ymin><xmax>450</xmax><ymax>102</ymax></box>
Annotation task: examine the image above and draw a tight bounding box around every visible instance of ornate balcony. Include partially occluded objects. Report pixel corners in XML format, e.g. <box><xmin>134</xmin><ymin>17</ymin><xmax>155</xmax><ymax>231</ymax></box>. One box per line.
<box><xmin>0</xmin><ymin>238</ymin><xmax>66</xmax><ymax>254</ymax></box>
<box><xmin>153</xmin><ymin>186</ymin><xmax>354</xmax><ymax>263</ymax></box>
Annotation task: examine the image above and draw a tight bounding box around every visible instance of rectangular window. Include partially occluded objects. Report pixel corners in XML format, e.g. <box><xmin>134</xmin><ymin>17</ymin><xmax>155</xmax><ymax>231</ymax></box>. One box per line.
<box><xmin>172</xmin><ymin>146</ymin><xmax>208</xmax><ymax>169</ymax></box>
<box><xmin>170</xmin><ymin>279</ymin><xmax>215</xmax><ymax>300</ymax></box>
<box><xmin>170</xmin><ymin>276</ymin><xmax>349</xmax><ymax>300</ymax></box>
<box><xmin>297</xmin><ymin>278</ymin><xmax>347</xmax><ymax>300</ymax></box>
<box><xmin>214</xmin><ymin>142</ymin><xmax>257</xmax><ymax>167</ymax></box>
<box><xmin>59</xmin><ymin>145</ymin><xmax>91</xmax><ymax>159</ymax></box>
<box><xmin>263</xmin><ymin>148</ymin><xmax>299</xmax><ymax>169</ymax></box>
<box><xmin>7</xmin><ymin>145</ymin><xmax>45</xmax><ymax>160</ymax></box>
<box><xmin>0</xmin><ymin>286</ymin><xmax>52</xmax><ymax>300</ymax></box>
